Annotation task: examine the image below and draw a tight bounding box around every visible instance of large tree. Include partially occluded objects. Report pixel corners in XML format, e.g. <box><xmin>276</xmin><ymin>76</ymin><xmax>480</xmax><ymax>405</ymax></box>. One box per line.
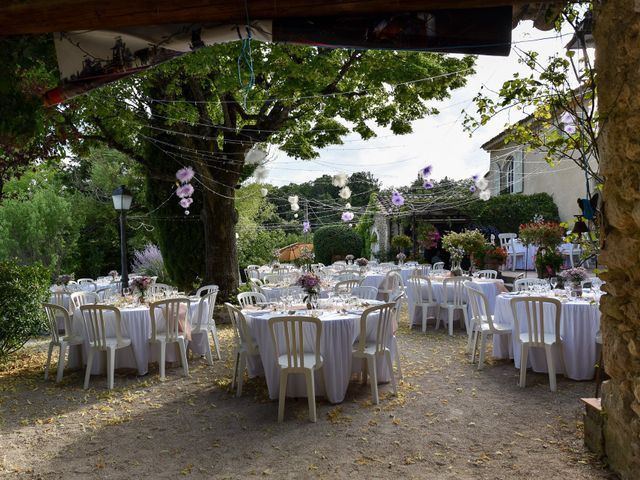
<box><xmin>70</xmin><ymin>42</ymin><xmax>474</xmax><ymax>298</ymax></box>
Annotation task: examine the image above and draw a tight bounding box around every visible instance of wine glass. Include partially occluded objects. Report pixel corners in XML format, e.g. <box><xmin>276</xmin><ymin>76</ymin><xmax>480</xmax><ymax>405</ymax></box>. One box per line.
<box><xmin>549</xmin><ymin>277</ymin><xmax>558</xmax><ymax>291</ymax></box>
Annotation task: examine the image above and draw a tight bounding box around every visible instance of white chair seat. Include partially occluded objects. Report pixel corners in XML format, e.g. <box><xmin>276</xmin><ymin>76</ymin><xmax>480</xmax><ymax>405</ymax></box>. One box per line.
<box><xmin>277</xmin><ymin>353</ymin><xmax>322</xmax><ymax>370</ymax></box>
<box><xmin>518</xmin><ymin>331</ymin><xmax>559</xmax><ymax>345</ymax></box>
<box><xmin>61</xmin><ymin>334</ymin><xmax>85</xmax><ymax>344</ymax></box>
<box><xmin>352</xmin><ymin>341</ymin><xmax>379</xmax><ymax>356</ymax></box>
<box><xmin>152</xmin><ymin>333</ymin><xmax>185</xmax><ymax>344</ymax></box>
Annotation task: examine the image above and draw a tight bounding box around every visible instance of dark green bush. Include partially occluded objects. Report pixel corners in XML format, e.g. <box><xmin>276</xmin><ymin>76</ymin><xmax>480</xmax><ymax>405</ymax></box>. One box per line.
<box><xmin>313</xmin><ymin>226</ymin><xmax>363</xmax><ymax>265</ymax></box>
<box><xmin>0</xmin><ymin>260</ymin><xmax>51</xmax><ymax>362</ymax></box>
<box><xmin>465</xmin><ymin>193</ymin><xmax>560</xmax><ymax>233</ymax></box>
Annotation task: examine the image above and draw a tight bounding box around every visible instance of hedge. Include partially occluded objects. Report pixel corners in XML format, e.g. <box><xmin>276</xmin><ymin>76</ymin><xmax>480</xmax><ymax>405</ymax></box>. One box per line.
<box><xmin>465</xmin><ymin>193</ymin><xmax>560</xmax><ymax>233</ymax></box>
<box><xmin>313</xmin><ymin>225</ymin><xmax>363</xmax><ymax>265</ymax></box>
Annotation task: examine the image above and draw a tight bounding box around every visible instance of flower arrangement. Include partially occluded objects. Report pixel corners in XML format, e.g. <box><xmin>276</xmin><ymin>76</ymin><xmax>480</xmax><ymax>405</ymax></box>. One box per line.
<box><xmin>483</xmin><ymin>246</ymin><xmax>508</xmax><ymax>265</ymax></box>
<box><xmin>449</xmin><ymin>246</ymin><xmax>465</xmax><ymax>264</ymax></box>
<box><xmin>108</xmin><ymin>270</ymin><xmax>119</xmax><ymax>279</ymax></box>
<box><xmin>56</xmin><ymin>274</ymin><xmax>74</xmax><ymax>286</ymax></box>
<box><xmin>355</xmin><ymin>257</ymin><xmax>369</xmax><ymax>267</ymax></box>
<box><xmin>131</xmin><ymin>244</ymin><xmax>166</xmax><ymax>278</ymax></box>
<box><xmin>396</xmin><ymin>253</ymin><xmax>407</xmax><ymax>262</ymax></box>
<box><xmin>442</xmin><ymin>229</ymin><xmax>485</xmax><ymax>258</ymax></box>
<box><xmin>345</xmin><ymin>254</ymin><xmax>355</xmax><ymax>263</ymax></box>
<box><xmin>296</xmin><ymin>272</ymin><xmax>321</xmax><ymax>305</ymax></box>
<box><xmin>519</xmin><ymin>221</ymin><xmax>565</xmax><ymax>249</ymax></box>
<box><xmin>559</xmin><ymin>267</ymin><xmax>589</xmax><ymax>285</ymax></box>
<box><xmin>534</xmin><ymin>247</ymin><xmax>564</xmax><ymax>278</ymax></box>
<box><xmin>130</xmin><ymin>276</ymin><xmax>153</xmax><ymax>301</ymax></box>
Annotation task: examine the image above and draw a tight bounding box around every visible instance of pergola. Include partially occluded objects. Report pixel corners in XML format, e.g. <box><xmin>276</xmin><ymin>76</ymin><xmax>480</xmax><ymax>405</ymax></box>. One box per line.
<box><xmin>1</xmin><ymin>1</ymin><xmax>638</xmax><ymax>478</ymax></box>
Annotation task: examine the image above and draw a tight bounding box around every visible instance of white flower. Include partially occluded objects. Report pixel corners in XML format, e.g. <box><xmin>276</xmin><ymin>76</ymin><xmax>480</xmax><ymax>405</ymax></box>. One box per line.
<box><xmin>339</xmin><ymin>186</ymin><xmax>351</xmax><ymax>200</ymax></box>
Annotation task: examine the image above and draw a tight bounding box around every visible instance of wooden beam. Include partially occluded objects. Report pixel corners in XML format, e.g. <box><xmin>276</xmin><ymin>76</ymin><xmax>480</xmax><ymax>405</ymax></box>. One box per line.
<box><xmin>0</xmin><ymin>0</ymin><xmax>536</xmax><ymax>35</ymax></box>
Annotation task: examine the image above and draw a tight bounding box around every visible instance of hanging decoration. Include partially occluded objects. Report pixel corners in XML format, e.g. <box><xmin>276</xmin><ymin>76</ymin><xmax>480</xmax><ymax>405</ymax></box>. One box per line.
<box><xmin>421</xmin><ymin>165</ymin><xmax>433</xmax><ymax>178</ymax></box>
<box><xmin>260</xmin><ymin>188</ymin><xmax>268</xmax><ymax>197</ymax></box>
<box><xmin>345</xmin><ymin>203</ymin><xmax>351</xmax><ymax>209</ymax></box>
<box><xmin>391</xmin><ymin>191</ymin><xmax>405</xmax><ymax>206</ymax></box>
<box><xmin>332</xmin><ymin>173</ymin><xmax>348</xmax><ymax>188</ymax></box>
<box><xmin>175</xmin><ymin>167</ymin><xmax>195</xmax><ymax>215</ymax></box>
<box><xmin>294</xmin><ymin>213</ymin><xmax>299</xmax><ymax>218</ymax></box>
<box><xmin>303</xmin><ymin>221</ymin><xmax>311</xmax><ymax>234</ymax></box>
<box><xmin>245</xmin><ymin>146</ymin><xmax>268</xmax><ymax>165</ymax></box>
<box><xmin>423</xmin><ymin>179</ymin><xmax>434</xmax><ymax>189</ymax></box>
<box><xmin>341</xmin><ymin>211</ymin><xmax>354</xmax><ymax>222</ymax></box>
<box><xmin>253</xmin><ymin>165</ymin><xmax>269</xmax><ymax>182</ymax></box>
<box><xmin>560</xmin><ymin>112</ymin><xmax>577</xmax><ymax>134</ymax></box>
<box><xmin>288</xmin><ymin>195</ymin><xmax>300</xmax><ymax>212</ymax></box>
<box><xmin>471</xmin><ymin>174</ymin><xmax>491</xmax><ymax>201</ymax></box>
<box><xmin>338</xmin><ymin>186</ymin><xmax>351</xmax><ymax>200</ymax></box>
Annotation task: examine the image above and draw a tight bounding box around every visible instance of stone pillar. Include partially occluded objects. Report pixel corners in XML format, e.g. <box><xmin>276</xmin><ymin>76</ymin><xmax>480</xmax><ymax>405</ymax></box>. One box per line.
<box><xmin>594</xmin><ymin>1</ymin><xmax>640</xmax><ymax>477</ymax></box>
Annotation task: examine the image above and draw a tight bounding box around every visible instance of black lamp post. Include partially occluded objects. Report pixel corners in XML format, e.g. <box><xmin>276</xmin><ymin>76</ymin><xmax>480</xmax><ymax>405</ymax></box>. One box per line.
<box><xmin>112</xmin><ymin>185</ymin><xmax>133</xmax><ymax>294</ymax></box>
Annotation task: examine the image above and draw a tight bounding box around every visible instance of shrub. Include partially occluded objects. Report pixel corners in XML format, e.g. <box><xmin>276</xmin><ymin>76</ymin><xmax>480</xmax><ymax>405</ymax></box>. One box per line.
<box><xmin>0</xmin><ymin>260</ymin><xmax>51</xmax><ymax>362</ymax></box>
<box><xmin>391</xmin><ymin>234</ymin><xmax>412</xmax><ymax>252</ymax></box>
<box><xmin>313</xmin><ymin>226</ymin><xmax>363</xmax><ymax>265</ymax></box>
<box><xmin>465</xmin><ymin>193</ymin><xmax>560</xmax><ymax>233</ymax></box>
<box><xmin>519</xmin><ymin>221</ymin><xmax>565</xmax><ymax>249</ymax></box>
<box><xmin>131</xmin><ymin>244</ymin><xmax>167</xmax><ymax>279</ymax></box>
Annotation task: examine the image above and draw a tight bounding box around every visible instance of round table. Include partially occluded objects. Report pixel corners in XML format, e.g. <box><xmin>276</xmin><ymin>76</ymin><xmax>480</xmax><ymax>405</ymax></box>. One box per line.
<box><xmin>492</xmin><ymin>293</ymin><xmax>600</xmax><ymax>380</ymax></box>
<box><xmin>67</xmin><ymin>298</ymin><xmax>208</xmax><ymax>375</ymax></box>
<box><xmin>243</xmin><ymin>303</ymin><xmax>392</xmax><ymax>404</ymax></box>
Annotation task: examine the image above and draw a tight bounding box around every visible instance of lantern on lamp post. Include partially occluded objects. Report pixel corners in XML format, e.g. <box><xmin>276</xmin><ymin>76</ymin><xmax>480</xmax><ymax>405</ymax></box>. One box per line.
<box><xmin>112</xmin><ymin>185</ymin><xmax>133</xmax><ymax>294</ymax></box>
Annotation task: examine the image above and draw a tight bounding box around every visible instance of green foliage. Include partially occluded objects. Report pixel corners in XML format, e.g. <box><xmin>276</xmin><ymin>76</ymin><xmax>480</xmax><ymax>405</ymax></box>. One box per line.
<box><xmin>0</xmin><ymin>169</ymin><xmax>80</xmax><ymax>275</ymax></box>
<box><xmin>519</xmin><ymin>221</ymin><xmax>565</xmax><ymax>249</ymax></box>
<box><xmin>391</xmin><ymin>234</ymin><xmax>412</xmax><ymax>252</ymax></box>
<box><xmin>313</xmin><ymin>226</ymin><xmax>363</xmax><ymax>265</ymax></box>
<box><xmin>534</xmin><ymin>248</ymin><xmax>564</xmax><ymax>278</ymax></box>
<box><xmin>441</xmin><ymin>229</ymin><xmax>486</xmax><ymax>258</ymax></box>
<box><xmin>465</xmin><ymin>193</ymin><xmax>560</xmax><ymax>233</ymax></box>
<box><xmin>0</xmin><ymin>260</ymin><xmax>50</xmax><ymax>361</ymax></box>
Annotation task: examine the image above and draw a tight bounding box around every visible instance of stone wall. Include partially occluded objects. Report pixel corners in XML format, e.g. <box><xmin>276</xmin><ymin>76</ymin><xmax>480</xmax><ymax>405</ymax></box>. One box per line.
<box><xmin>594</xmin><ymin>1</ymin><xmax>640</xmax><ymax>477</ymax></box>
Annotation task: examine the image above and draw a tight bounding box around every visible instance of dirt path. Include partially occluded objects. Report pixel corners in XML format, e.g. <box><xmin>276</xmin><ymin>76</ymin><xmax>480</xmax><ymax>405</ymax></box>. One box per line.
<box><xmin>0</xmin><ymin>315</ymin><xmax>614</xmax><ymax>479</ymax></box>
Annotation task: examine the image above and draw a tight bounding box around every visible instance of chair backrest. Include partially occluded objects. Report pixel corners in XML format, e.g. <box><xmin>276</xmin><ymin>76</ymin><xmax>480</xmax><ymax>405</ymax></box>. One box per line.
<box><xmin>149</xmin><ymin>297</ymin><xmax>190</xmax><ymax>342</ymax></box>
<box><xmin>514</xmin><ymin>278</ymin><xmax>548</xmax><ymax>292</ymax></box>
<box><xmin>150</xmin><ymin>283</ymin><xmax>172</xmax><ymax>296</ymax></box>
<box><xmin>194</xmin><ymin>290</ymin><xmax>218</xmax><ymax>331</ymax></box>
<box><xmin>382</xmin><ymin>270</ymin><xmax>403</xmax><ymax>292</ymax></box>
<box><xmin>268</xmin><ymin>316</ymin><xmax>322</xmax><ymax>369</ymax></box>
<box><xmin>70</xmin><ymin>291</ymin><xmax>99</xmax><ymax>311</ymax></box>
<box><xmin>442</xmin><ymin>276</ymin><xmax>472</xmax><ymax>306</ymax></box>
<box><xmin>237</xmin><ymin>291</ymin><xmax>267</xmax><ymax>308</ymax></box>
<box><xmin>224</xmin><ymin>302</ymin><xmax>259</xmax><ymax>354</ymax></box>
<box><xmin>334</xmin><ymin>279</ymin><xmax>360</xmax><ymax>294</ymax></box>
<box><xmin>264</xmin><ymin>273</ymin><xmax>288</xmax><ymax>285</ymax></box>
<box><xmin>80</xmin><ymin>304</ymin><xmax>124</xmax><ymax>349</ymax></box>
<box><xmin>248</xmin><ymin>279</ymin><xmax>264</xmax><ymax>293</ymax></box>
<box><xmin>43</xmin><ymin>303</ymin><xmax>70</xmax><ymax>342</ymax></box>
<box><xmin>510</xmin><ymin>296</ymin><xmax>561</xmax><ymax>346</ymax></box>
<box><xmin>334</xmin><ymin>272</ymin><xmax>359</xmax><ymax>282</ymax></box>
<box><xmin>355</xmin><ymin>303</ymin><xmax>396</xmax><ymax>355</ymax></box>
<box><xmin>96</xmin><ymin>284</ymin><xmax>119</xmax><ymax>301</ymax></box>
<box><xmin>196</xmin><ymin>284</ymin><xmax>219</xmax><ymax>297</ymax></box>
<box><xmin>464</xmin><ymin>282</ymin><xmax>500</xmax><ymax>332</ymax></box>
<box><xmin>50</xmin><ymin>292</ymin><xmax>67</xmax><ymax>307</ymax></box>
<box><xmin>476</xmin><ymin>269</ymin><xmax>498</xmax><ymax>279</ymax></box>
<box><xmin>581</xmin><ymin>279</ymin><xmax>592</xmax><ymax>289</ymax></box>
<box><xmin>498</xmin><ymin>233</ymin><xmax>517</xmax><ymax>249</ymax></box>
<box><xmin>352</xmin><ymin>285</ymin><xmax>378</xmax><ymax>300</ymax></box>
<box><xmin>432</xmin><ymin>261</ymin><xmax>445</xmax><ymax>271</ymax></box>
<box><xmin>245</xmin><ymin>268</ymin><xmax>261</xmax><ymax>280</ymax></box>
<box><xmin>408</xmin><ymin>275</ymin><xmax>435</xmax><ymax>304</ymax></box>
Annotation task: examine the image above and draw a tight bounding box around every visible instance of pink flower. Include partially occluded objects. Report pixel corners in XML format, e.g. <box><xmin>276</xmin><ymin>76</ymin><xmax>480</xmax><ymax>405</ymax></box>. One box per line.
<box><xmin>176</xmin><ymin>167</ymin><xmax>195</xmax><ymax>183</ymax></box>
<box><xmin>179</xmin><ymin>197</ymin><xmax>193</xmax><ymax>208</ymax></box>
<box><xmin>176</xmin><ymin>183</ymin><xmax>194</xmax><ymax>198</ymax></box>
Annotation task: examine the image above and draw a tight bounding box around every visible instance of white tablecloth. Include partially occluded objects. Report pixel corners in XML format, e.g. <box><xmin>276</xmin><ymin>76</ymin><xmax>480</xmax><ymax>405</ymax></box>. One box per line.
<box><xmin>405</xmin><ymin>279</ymin><xmax>505</xmax><ymax>326</ymax></box>
<box><xmin>67</xmin><ymin>299</ymin><xmax>208</xmax><ymax>375</ymax></box>
<box><xmin>492</xmin><ymin>294</ymin><xmax>600</xmax><ymax>380</ymax></box>
<box><xmin>243</xmin><ymin>307</ymin><xmax>392</xmax><ymax>404</ymax></box>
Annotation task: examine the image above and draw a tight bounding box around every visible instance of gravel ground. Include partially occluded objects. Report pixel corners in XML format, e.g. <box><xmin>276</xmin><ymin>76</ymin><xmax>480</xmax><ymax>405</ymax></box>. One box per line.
<box><xmin>0</xmin><ymin>310</ymin><xmax>615</xmax><ymax>479</ymax></box>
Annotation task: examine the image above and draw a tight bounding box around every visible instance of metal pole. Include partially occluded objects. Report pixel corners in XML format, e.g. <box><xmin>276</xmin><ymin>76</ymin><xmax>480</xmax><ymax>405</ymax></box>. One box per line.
<box><xmin>119</xmin><ymin>211</ymin><xmax>129</xmax><ymax>294</ymax></box>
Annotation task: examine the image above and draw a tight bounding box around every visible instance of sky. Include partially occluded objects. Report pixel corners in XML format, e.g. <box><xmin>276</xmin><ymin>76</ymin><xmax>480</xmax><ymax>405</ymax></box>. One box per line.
<box><xmin>262</xmin><ymin>21</ymin><xmax>573</xmax><ymax>189</ymax></box>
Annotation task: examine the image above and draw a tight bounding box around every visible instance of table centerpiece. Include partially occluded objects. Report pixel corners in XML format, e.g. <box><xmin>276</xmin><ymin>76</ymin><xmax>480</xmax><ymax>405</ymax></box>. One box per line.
<box><xmin>296</xmin><ymin>272</ymin><xmax>321</xmax><ymax>309</ymax></box>
<box><xmin>559</xmin><ymin>266</ymin><xmax>589</xmax><ymax>297</ymax></box>
<box><xmin>131</xmin><ymin>276</ymin><xmax>153</xmax><ymax>304</ymax></box>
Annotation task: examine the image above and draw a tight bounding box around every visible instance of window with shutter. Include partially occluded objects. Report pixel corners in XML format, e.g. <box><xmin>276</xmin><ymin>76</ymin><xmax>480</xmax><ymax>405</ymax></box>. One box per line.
<box><xmin>512</xmin><ymin>149</ymin><xmax>524</xmax><ymax>193</ymax></box>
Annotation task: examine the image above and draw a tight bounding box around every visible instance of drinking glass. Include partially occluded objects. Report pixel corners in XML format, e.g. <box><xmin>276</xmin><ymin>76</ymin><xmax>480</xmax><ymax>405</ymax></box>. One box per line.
<box><xmin>550</xmin><ymin>277</ymin><xmax>558</xmax><ymax>290</ymax></box>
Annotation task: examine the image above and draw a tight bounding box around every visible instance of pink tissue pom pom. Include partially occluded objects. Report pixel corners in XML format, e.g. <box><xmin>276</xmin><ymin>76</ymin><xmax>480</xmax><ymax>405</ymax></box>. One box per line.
<box><xmin>176</xmin><ymin>167</ymin><xmax>195</xmax><ymax>183</ymax></box>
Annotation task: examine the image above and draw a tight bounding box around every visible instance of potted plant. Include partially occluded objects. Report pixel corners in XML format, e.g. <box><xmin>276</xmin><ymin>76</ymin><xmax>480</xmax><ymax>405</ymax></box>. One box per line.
<box><xmin>442</xmin><ymin>229</ymin><xmax>485</xmax><ymax>272</ymax></box>
<box><xmin>534</xmin><ymin>248</ymin><xmax>564</xmax><ymax>279</ymax></box>
<box><xmin>483</xmin><ymin>245</ymin><xmax>508</xmax><ymax>270</ymax></box>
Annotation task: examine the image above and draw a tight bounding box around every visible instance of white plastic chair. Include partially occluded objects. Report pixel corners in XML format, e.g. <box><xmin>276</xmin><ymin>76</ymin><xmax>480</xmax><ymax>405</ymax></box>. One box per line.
<box><xmin>149</xmin><ymin>298</ymin><xmax>190</xmax><ymax>380</ymax></box>
<box><xmin>476</xmin><ymin>269</ymin><xmax>498</xmax><ymax>279</ymax></box>
<box><xmin>464</xmin><ymin>283</ymin><xmax>511</xmax><ymax>369</ymax></box>
<box><xmin>390</xmin><ymin>292</ymin><xmax>404</xmax><ymax>379</ymax></box>
<box><xmin>195</xmin><ymin>284</ymin><xmax>219</xmax><ymax>297</ymax></box>
<box><xmin>562</xmin><ymin>243</ymin><xmax>582</xmax><ymax>268</ymax></box>
<box><xmin>268</xmin><ymin>316</ymin><xmax>323</xmax><ymax>422</ymax></box>
<box><xmin>334</xmin><ymin>272</ymin><xmax>359</xmax><ymax>282</ymax></box>
<box><xmin>225</xmin><ymin>303</ymin><xmax>260</xmax><ymax>396</ymax></box>
<box><xmin>191</xmin><ymin>290</ymin><xmax>221</xmax><ymax>363</ymax></box>
<box><xmin>352</xmin><ymin>285</ymin><xmax>378</xmax><ymax>300</ymax></box>
<box><xmin>437</xmin><ymin>276</ymin><xmax>472</xmax><ymax>337</ymax></box>
<box><xmin>248</xmin><ymin>279</ymin><xmax>264</xmax><ymax>294</ymax></box>
<box><xmin>80</xmin><ymin>304</ymin><xmax>135</xmax><ymax>390</ymax></box>
<box><xmin>334</xmin><ymin>279</ymin><xmax>360</xmax><ymax>295</ymax></box>
<box><xmin>69</xmin><ymin>291</ymin><xmax>99</xmax><ymax>311</ymax></box>
<box><xmin>77</xmin><ymin>278</ymin><xmax>97</xmax><ymax>291</ymax></box>
<box><xmin>514</xmin><ymin>278</ymin><xmax>548</xmax><ymax>292</ymax></box>
<box><xmin>378</xmin><ymin>270</ymin><xmax>403</xmax><ymax>302</ymax></box>
<box><xmin>408</xmin><ymin>276</ymin><xmax>438</xmax><ymax>332</ymax></box>
<box><xmin>498</xmin><ymin>233</ymin><xmax>517</xmax><ymax>249</ymax></box>
<box><xmin>510</xmin><ymin>296</ymin><xmax>563</xmax><ymax>392</ymax></box>
<box><xmin>237</xmin><ymin>291</ymin><xmax>267</xmax><ymax>308</ymax></box>
<box><xmin>352</xmin><ymin>303</ymin><xmax>397</xmax><ymax>405</ymax></box>
<box><xmin>506</xmin><ymin>239</ymin><xmax>526</xmax><ymax>271</ymax></box>
<box><xmin>43</xmin><ymin>303</ymin><xmax>84</xmax><ymax>382</ymax></box>
<box><xmin>264</xmin><ymin>273</ymin><xmax>289</xmax><ymax>285</ymax></box>
<box><xmin>432</xmin><ymin>261</ymin><xmax>445</xmax><ymax>272</ymax></box>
